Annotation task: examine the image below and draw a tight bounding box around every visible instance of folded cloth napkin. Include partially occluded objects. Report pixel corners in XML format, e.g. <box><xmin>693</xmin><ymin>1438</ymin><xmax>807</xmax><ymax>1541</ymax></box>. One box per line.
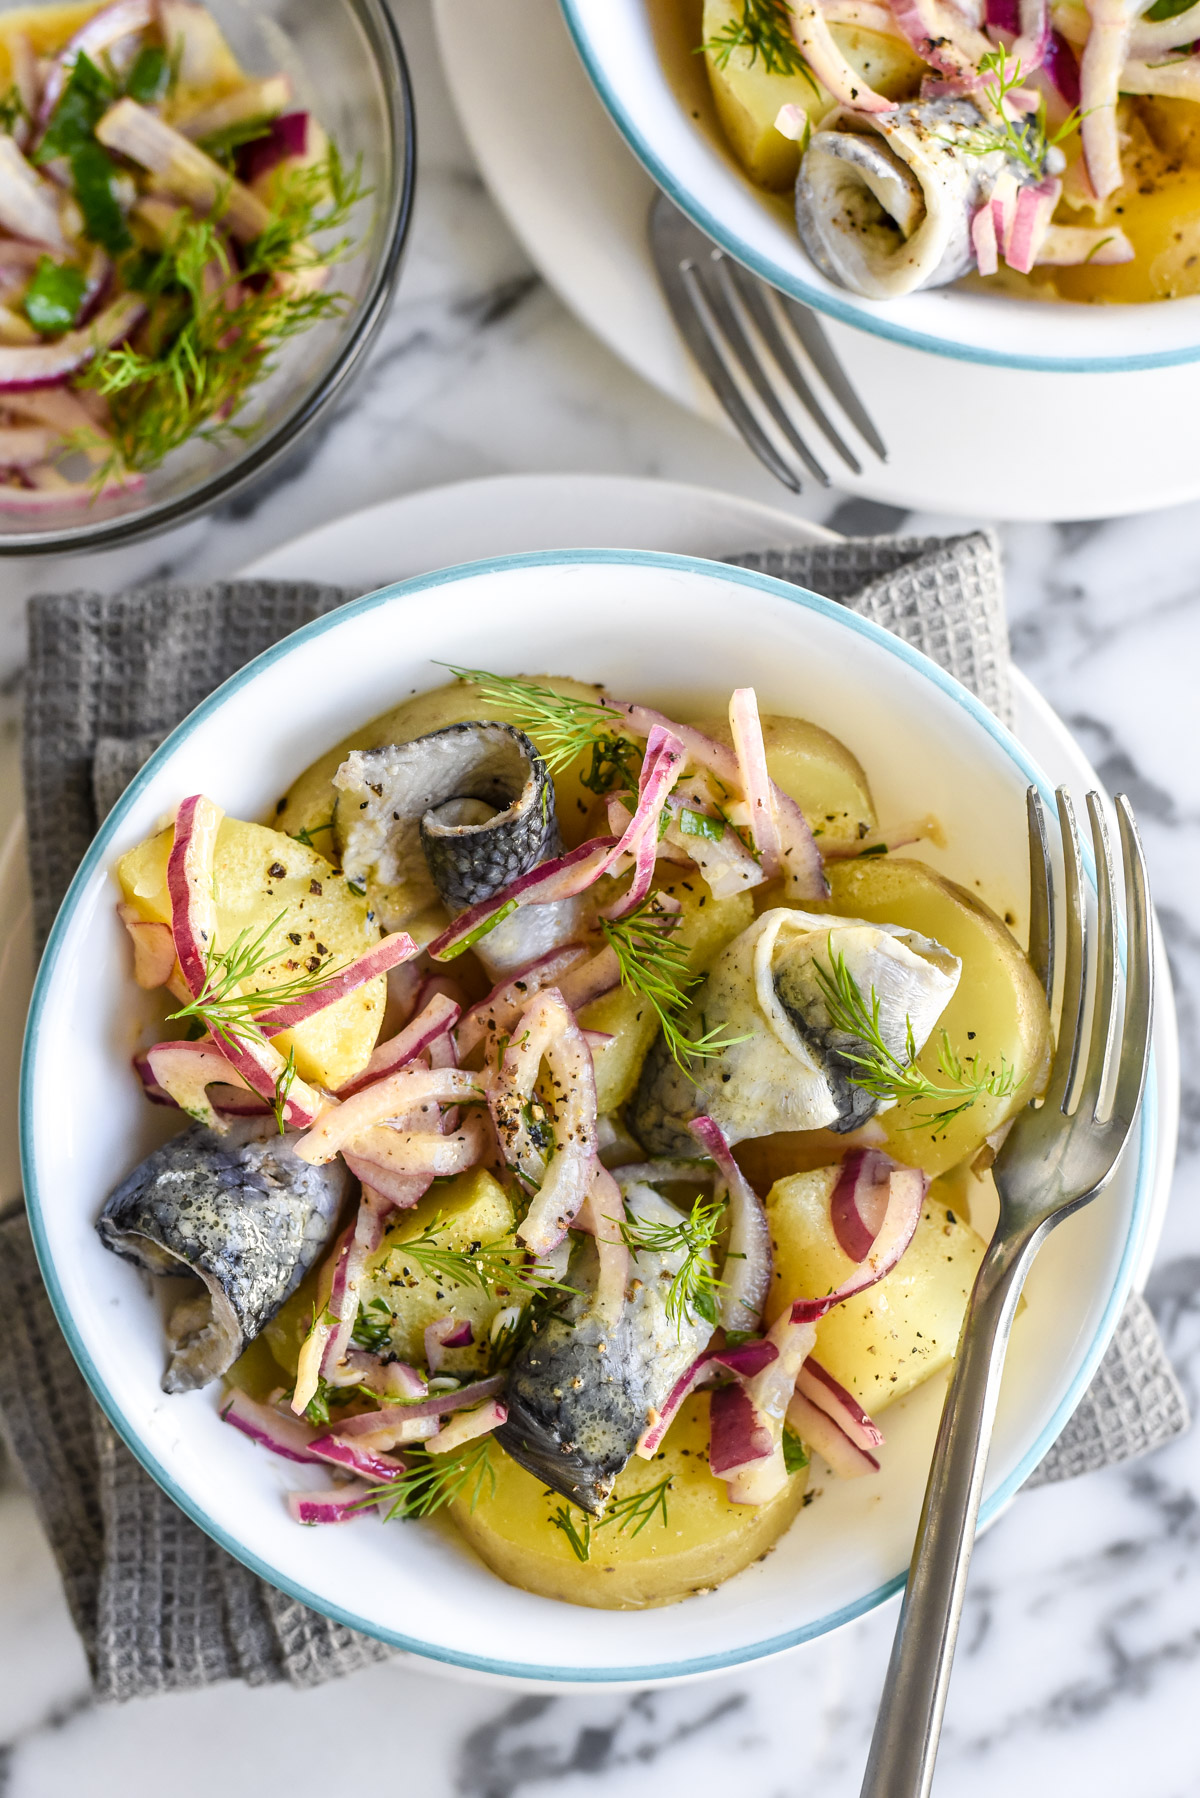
<box><xmin>0</xmin><ymin>533</ymin><xmax>1187</xmax><ymax>1701</ymax></box>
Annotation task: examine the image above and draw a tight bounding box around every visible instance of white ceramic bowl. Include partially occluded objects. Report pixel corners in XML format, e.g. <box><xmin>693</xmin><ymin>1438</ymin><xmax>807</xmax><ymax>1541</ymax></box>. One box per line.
<box><xmin>558</xmin><ymin>0</ymin><xmax>1200</xmax><ymax>373</ymax></box>
<box><xmin>21</xmin><ymin>551</ymin><xmax>1159</xmax><ymax>1684</ymax></box>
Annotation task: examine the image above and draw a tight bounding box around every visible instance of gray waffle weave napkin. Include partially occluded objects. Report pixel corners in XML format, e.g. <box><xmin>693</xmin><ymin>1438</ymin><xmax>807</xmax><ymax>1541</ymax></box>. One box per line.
<box><xmin>0</xmin><ymin>534</ymin><xmax>1186</xmax><ymax>1702</ymax></box>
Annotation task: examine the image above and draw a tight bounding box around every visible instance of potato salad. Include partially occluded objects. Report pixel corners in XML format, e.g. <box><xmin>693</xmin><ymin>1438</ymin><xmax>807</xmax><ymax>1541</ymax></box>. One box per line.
<box><xmin>101</xmin><ymin>670</ymin><xmax>1051</xmax><ymax>1610</ymax></box>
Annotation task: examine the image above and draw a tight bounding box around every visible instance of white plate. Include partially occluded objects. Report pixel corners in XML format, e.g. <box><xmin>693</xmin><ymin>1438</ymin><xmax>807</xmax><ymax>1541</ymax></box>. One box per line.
<box><xmin>432</xmin><ymin>0</ymin><xmax>1200</xmax><ymax>522</ymax></box>
<box><xmin>20</xmin><ymin>511</ymin><xmax>1173</xmax><ymax>1685</ymax></box>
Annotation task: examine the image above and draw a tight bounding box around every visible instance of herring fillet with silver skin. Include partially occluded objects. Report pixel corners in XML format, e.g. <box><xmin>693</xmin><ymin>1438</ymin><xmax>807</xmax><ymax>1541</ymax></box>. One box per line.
<box><xmin>796</xmin><ymin>99</ymin><xmax>1037</xmax><ymax>298</ymax></box>
<box><xmin>498</xmin><ymin>1185</ymin><xmax>714</xmax><ymax>1514</ymax></box>
<box><xmin>630</xmin><ymin>907</ymin><xmax>960</xmax><ymax>1154</ymax></box>
<box><xmin>333</xmin><ymin>721</ymin><xmax>580</xmax><ymax>973</ymax></box>
<box><xmin>97</xmin><ymin>1118</ymin><xmax>349</xmax><ymax>1392</ymax></box>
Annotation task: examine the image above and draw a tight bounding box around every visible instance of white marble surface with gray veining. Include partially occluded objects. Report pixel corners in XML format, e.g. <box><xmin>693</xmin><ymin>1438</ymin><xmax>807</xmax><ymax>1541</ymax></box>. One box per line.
<box><xmin>2</xmin><ymin>3</ymin><xmax>1200</xmax><ymax>1794</ymax></box>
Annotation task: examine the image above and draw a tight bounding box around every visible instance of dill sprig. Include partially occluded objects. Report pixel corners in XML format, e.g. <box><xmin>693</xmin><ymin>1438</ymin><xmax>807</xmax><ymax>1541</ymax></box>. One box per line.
<box><xmin>351</xmin><ymin>1296</ymin><xmax>395</xmax><ymax>1357</ymax></box>
<box><xmin>370</xmin><ymin>1436</ymin><xmax>497</xmax><ymax>1522</ymax></box>
<box><xmin>601</xmin><ymin>893</ymin><xmax>750</xmax><ymax>1072</ymax></box>
<box><xmin>168</xmin><ymin>909</ymin><xmax>340</xmax><ymax>1048</ymax></box>
<box><xmin>951</xmin><ymin>49</ymin><xmax>1082</xmax><ymax>178</ymax></box>
<box><xmin>81</xmin><ymin>143</ymin><xmax>368</xmax><ymax>475</ymax></box>
<box><xmin>290</xmin><ymin>815</ymin><xmax>335</xmax><ymax>849</ymax></box>
<box><xmin>812</xmin><ymin>940</ymin><xmax>1019</xmax><ymax>1128</ymax></box>
<box><xmin>549</xmin><ymin>1475</ymin><xmax>675</xmax><ymax>1563</ymax></box>
<box><xmin>438</xmin><ymin>664</ymin><xmax>640</xmax><ymax>791</ymax></box>
<box><xmin>271</xmin><ymin>1046</ymin><xmax>297</xmax><ymax>1134</ymax></box>
<box><xmin>616</xmin><ymin>1194</ymin><xmax>727</xmax><ymax>1332</ymax></box>
<box><xmin>390</xmin><ymin>1213</ymin><xmax>576</xmax><ymax>1301</ymax></box>
<box><xmin>701</xmin><ymin>0</ymin><xmax>815</xmax><ymax>84</ymax></box>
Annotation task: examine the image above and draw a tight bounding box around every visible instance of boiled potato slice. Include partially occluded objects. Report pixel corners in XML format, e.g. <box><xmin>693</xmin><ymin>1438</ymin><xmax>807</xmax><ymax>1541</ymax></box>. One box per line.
<box><xmin>359</xmin><ymin>1168</ymin><xmax>520</xmax><ymax>1377</ymax></box>
<box><xmin>702</xmin><ymin>0</ymin><xmax>926</xmax><ymax>188</ymax></box>
<box><xmin>450</xmin><ymin>1393</ymin><xmax>807</xmax><ymax>1609</ymax></box>
<box><xmin>116</xmin><ymin>817</ymin><xmax>385</xmax><ymax>1089</ymax></box>
<box><xmin>272</xmin><ymin>676</ymin><xmax>615</xmax><ymax>868</ymax></box>
<box><xmin>809</xmin><ymin>857</ymin><xmax>1051</xmax><ymax>1177</ymax></box>
<box><xmin>581</xmin><ymin>871</ymin><xmax>755</xmax><ymax>1112</ymax></box>
<box><xmin>689</xmin><ymin>711</ymin><xmax>876</xmax><ymax>852</ymax></box>
<box><xmin>767</xmin><ymin>1167</ymin><xmax>988</xmax><ymax>1413</ymax></box>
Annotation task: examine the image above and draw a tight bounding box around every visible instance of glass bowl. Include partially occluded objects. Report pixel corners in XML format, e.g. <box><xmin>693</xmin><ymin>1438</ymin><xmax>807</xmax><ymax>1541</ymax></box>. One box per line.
<box><xmin>0</xmin><ymin>0</ymin><xmax>415</xmax><ymax>555</ymax></box>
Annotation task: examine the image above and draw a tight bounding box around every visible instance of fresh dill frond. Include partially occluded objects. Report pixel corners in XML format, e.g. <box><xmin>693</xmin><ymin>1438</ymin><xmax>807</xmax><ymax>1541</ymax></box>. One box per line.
<box><xmin>548</xmin><ymin>1474</ymin><xmax>675</xmax><ymax>1562</ymax></box>
<box><xmin>271</xmin><ymin>1045</ymin><xmax>297</xmax><ymax>1134</ymax></box>
<box><xmin>167</xmin><ymin>909</ymin><xmax>341</xmax><ymax>1048</ymax></box>
<box><xmin>438</xmin><ymin>664</ymin><xmax>638</xmax><ymax>784</ymax></box>
<box><xmin>701</xmin><ymin>0</ymin><xmax>817</xmax><ymax>87</ymax></box>
<box><xmin>600</xmin><ymin>893</ymin><xmax>751</xmax><ymax>1073</ymax></box>
<box><xmin>390</xmin><ymin>1213</ymin><xmax>575</xmax><ymax>1301</ymax></box>
<box><xmin>0</xmin><ymin>82</ymin><xmax>27</xmax><ymax>136</ymax></box>
<box><xmin>82</xmin><ymin>143</ymin><xmax>368</xmax><ymax>475</ymax></box>
<box><xmin>289</xmin><ymin>815</ymin><xmax>335</xmax><ymax>849</ymax></box>
<box><xmin>616</xmin><ymin>1194</ymin><xmax>727</xmax><ymax>1332</ymax></box>
<box><xmin>372</xmin><ymin>1437</ymin><xmax>496</xmax><ymax>1521</ymax></box>
<box><xmin>351</xmin><ymin>1297</ymin><xmax>394</xmax><ymax>1357</ymax></box>
<box><xmin>949</xmin><ymin>49</ymin><xmax>1083</xmax><ymax>178</ymax></box>
<box><xmin>812</xmin><ymin>940</ymin><xmax>1020</xmax><ymax>1127</ymax></box>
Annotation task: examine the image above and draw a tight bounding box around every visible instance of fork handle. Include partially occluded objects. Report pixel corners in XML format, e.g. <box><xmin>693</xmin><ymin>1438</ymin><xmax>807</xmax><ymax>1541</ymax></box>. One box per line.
<box><xmin>859</xmin><ymin>1220</ymin><xmax>1051</xmax><ymax>1798</ymax></box>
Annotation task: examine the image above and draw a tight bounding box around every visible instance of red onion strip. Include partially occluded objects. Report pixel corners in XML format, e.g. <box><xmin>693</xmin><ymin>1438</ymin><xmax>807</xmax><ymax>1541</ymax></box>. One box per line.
<box><xmin>166</xmin><ymin>793</ymin><xmax>223</xmax><ymax>997</ymax></box>
<box><xmin>972</xmin><ymin>199</ymin><xmax>999</xmax><ymax>276</ymax></box>
<box><xmin>288</xmin><ymin>1485</ymin><xmax>376</xmax><ymax>1525</ymax></box>
<box><xmin>454</xmin><ymin>946</ymin><xmax>589</xmax><ymax>1060</ymax></box>
<box><xmin>890</xmin><ymin>0</ymin><xmax>993</xmax><ymax>83</ymax></box>
<box><xmin>634</xmin><ymin>1337</ymin><xmax>780</xmax><ymax>1459</ymax></box>
<box><xmin>1035</xmin><ymin>223</ymin><xmax>1133</xmax><ymax>264</ymax></box>
<box><xmin>341</xmin><ymin>1154</ymin><xmax>434</xmax><ymax>1209</ymax></box>
<box><xmin>427</xmin><ymin>836</ymin><xmax>620</xmax><ymax>962</ymax></box>
<box><xmin>256</xmin><ymin>931</ymin><xmax>417</xmax><ymax>1034</ymax></box>
<box><xmin>337</xmin><ymin>992</ymin><xmax>463</xmax><ymax>1097</ymax></box>
<box><xmin>723</xmin><ymin>1309</ymin><xmax>818</xmax><ymax>1505</ymax></box>
<box><xmin>139</xmin><ymin>1040</ymin><xmax>256</xmax><ymax>1130</ymax></box>
<box><xmin>796</xmin><ymin>1358</ymin><xmax>885</xmax><ymax>1452</ymax></box>
<box><xmin>786</xmin><ymin>1391</ymin><xmax>880</xmax><ymax>1477</ymax></box>
<box><xmin>830</xmin><ymin>1147</ymin><xmax>897</xmax><ymax>1261</ymax></box>
<box><xmin>36</xmin><ymin>0</ymin><xmax>154</xmax><ymax>130</ymax></box>
<box><xmin>709</xmin><ymin>1383</ymin><xmax>776</xmax><ymax>1478</ymax></box>
<box><xmin>221</xmin><ymin>1389</ymin><xmax>323</xmax><ymax>1463</ymax></box>
<box><xmin>576</xmin><ymin>1165</ymin><xmax>631</xmax><ymax>1327</ymax></box>
<box><xmin>491</xmin><ymin>988</ymin><xmax>599</xmax><ymax>1255</ymax></box>
<box><xmin>688</xmin><ymin>1115</ymin><xmax>772</xmax><ymax>1335</ymax></box>
<box><xmin>426</xmin><ymin>1397</ymin><xmax>508</xmax><ymax>1455</ymax></box>
<box><xmin>318</xmin><ymin>1184</ymin><xmax>396</xmax><ymax>1382</ymax></box>
<box><xmin>294</xmin><ymin>1066</ymin><xmax>485</xmax><ymax>1165</ymax></box>
<box><xmin>341</xmin><ymin>1113</ymin><xmax>488</xmax><ymax>1179</ymax></box>
<box><xmin>0</xmin><ymin>293</ymin><xmax>146</xmax><ymax>391</ymax></box>
<box><xmin>425</xmin><ymin>1315</ymin><xmax>475</xmax><ymax>1373</ymax></box>
<box><xmin>95</xmin><ymin>99</ymin><xmax>272</xmax><ymax>241</ymax></box>
<box><xmin>791</xmin><ymin>1160</ymin><xmax>929</xmax><ymax>1323</ymax></box>
<box><xmin>1042</xmin><ymin>27</ymin><xmax>1081</xmax><ymax>101</ymax></box>
<box><xmin>602</xmin><ymin>696</ymin><xmax>827</xmax><ymax>900</ymax></box>
<box><xmin>1004</xmin><ymin>177</ymin><xmax>1061</xmax><ymax>273</ymax></box>
<box><xmin>306</xmin><ymin>1435</ymin><xmax>406</xmax><ymax>1485</ymax></box>
<box><xmin>117</xmin><ymin>904</ymin><xmax>176</xmax><ymax>989</ymax></box>
<box><xmin>601</xmin><ymin>726</ymin><xmax>687</xmax><ymax>920</ymax></box>
<box><xmin>1079</xmin><ymin>0</ymin><xmax>1133</xmax><ymax>199</ymax></box>
<box><xmin>330</xmin><ymin>1375</ymin><xmax>506</xmax><ymax>1440</ymax></box>
<box><xmin>786</xmin><ymin>0</ymin><xmax>899</xmax><ymax>106</ymax></box>
<box><xmin>292</xmin><ymin>1222</ymin><xmax>354</xmax><ymax>1414</ymax></box>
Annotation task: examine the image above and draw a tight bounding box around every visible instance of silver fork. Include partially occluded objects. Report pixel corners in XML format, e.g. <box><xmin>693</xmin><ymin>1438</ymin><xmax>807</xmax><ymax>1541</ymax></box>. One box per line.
<box><xmin>861</xmin><ymin>787</ymin><xmax>1155</xmax><ymax>1798</ymax></box>
<box><xmin>649</xmin><ymin>191</ymin><xmax>886</xmax><ymax>493</ymax></box>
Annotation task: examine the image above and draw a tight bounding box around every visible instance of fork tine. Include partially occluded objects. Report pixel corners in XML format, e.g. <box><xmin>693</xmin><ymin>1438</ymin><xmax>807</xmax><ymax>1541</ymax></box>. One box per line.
<box><xmin>1078</xmin><ymin>794</ymin><xmax>1120</xmax><ymax>1123</ymax></box>
<box><xmin>1044</xmin><ymin>788</ymin><xmax>1089</xmax><ymax>1115</ymax></box>
<box><xmin>1110</xmin><ymin>795</ymin><xmax>1155</xmax><ymax>1130</ymax></box>
<box><xmin>699</xmin><ymin>253</ymin><xmax>831</xmax><ymax>486</ymax></box>
<box><xmin>1026</xmin><ymin>786</ymin><xmax>1054</xmax><ymax>1007</ymax></box>
<box><xmin>776</xmin><ymin>296</ymin><xmax>889</xmax><ymax>461</ymax></box>
<box><xmin>670</xmin><ymin>261</ymin><xmax>803</xmax><ymax>493</ymax></box>
<box><xmin>723</xmin><ymin>263</ymin><xmax>861</xmax><ymax>475</ymax></box>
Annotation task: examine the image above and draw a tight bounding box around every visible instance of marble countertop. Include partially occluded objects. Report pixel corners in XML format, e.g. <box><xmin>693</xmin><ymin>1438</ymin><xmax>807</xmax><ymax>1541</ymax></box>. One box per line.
<box><xmin>3</xmin><ymin>3</ymin><xmax>1200</xmax><ymax>1793</ymax></box>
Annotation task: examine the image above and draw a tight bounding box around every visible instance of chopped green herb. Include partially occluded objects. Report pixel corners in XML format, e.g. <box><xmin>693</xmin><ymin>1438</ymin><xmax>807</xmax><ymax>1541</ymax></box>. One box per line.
<box><xmin>290</xmin><ymin>815</ymin><xmax>336</xmax><ymax>848</ymax></box>
<box><xmin>389</xmin><ymin>1212</ymin><xmax>574</xmax><ymax>1301</ymax></box>
<box><xmin>548</xmin><ymin>1474</ymin><xmax>675</xmax><ymax>1562</ymax></box>
<box><xmin>549</xmin><ymin>1503</ymin><xmax>592</xmax><ymax>1561</ymax></box>
<box><xmin>678</xmin><ymin>807</ymin><xmax>726</xmax><ymax>844</ymax></box>
<box><xmin>351</xmin><ymin>1296</ymin><xmax>394</xmax><ymax>1357</ymax></box>
<box><xmin>615</xmin><ymin>1194</ymin><xmax>727</xmax><ymax>1333</ymax></box>
<box><xmin>1142</xmin><ymin>0</ymin><xmax>1193</xmax><ymax>21</ymax></box>
<box><xmin>0</xmin><ymin>83</ymin><xmax>27</xmax><ymax>136</ymax></box>
<box><xmin>945</xmin><ymin>49</ymin><xmax>1083</xmax><ymax>181</ymax></box>
<box><xmin>70</xmin><ymin>137</ymin><xmax>133</xmax><ymax>254</ymax></box>
<box><xmin>782</xmin><ymin>1429</ymin><xmax>809</xmax><ymax>1476</ymax></box>
<box><xmin>439</xmin><ymin>898</ymin><xmax>519</xmax><ymax>960</ymax></box>
<box><xmin>125</xmin><ymin>43</ymin><xmax>169</xmax><ymax>104</ymax></box>
<box><xmin>601</xmin><ymin>893</ymin><xmax>751</xmax><ymax>1073</ymax></box>
<box><xmin>34</xmin><ymin>51</ymin><xmax>115</xmax><ymax>162</ymax></box>
<box><xmin>23</xmin><ymin>256</ymin><xmax>86</xmax><ymax>336</ymax></box>
<box><xmin>701</xmin><ymin>0</ymin><xmax>817</xmax><ymax>85</ymax></box>
<box><xmin>371</xmin><ymin>1437</ymin><xmax>496</xmax><ymax>1521</ymax></box>
<box><xmin>812</xmin><ymin>939</ymin><xmax>1020</xmax><ymax>1127</ymax></box>
<box><xmin>271</xmin><ymin>1045</ymin><xmax>297</xmax><ymax>1134</ymax></box>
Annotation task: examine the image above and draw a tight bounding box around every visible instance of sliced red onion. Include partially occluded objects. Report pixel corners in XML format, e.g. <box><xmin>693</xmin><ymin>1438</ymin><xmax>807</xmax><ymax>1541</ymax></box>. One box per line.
<box><xmin>795</xmin><ymin>1358</ymin><xmax>884</xmax><ymax>1453</ymax></box>
<box><xmin>634</xmin><ymin>1338</ymin><xmax>778</xmax><ymax>1459</ymax></box>
<box><xmin>166</xmin><ymin>794</ymin><xmax>223</xmax><ymax>997</ymax></box>
<box><xmin>427</xmin><ymin>836</ymin><xmax>620</xmax><ymax>962</ymax></box>
<box><xmin>490</xmin><ymin>988</ymin><xmax>598</xmax><ymax>1254</ymax></box>
<box><xmin>722</xmin><ymin>1308</ymin><xmax>819</xmax><ymax>1505</ymax></box>
<box><xmin>139</xmin><ymin>1040</ymin><xmax>256</xmax><ymax>1130</ymax></box>
<box><xmin>1035</xmin><ymin>223</ymin><xmax>1133</xmax><ymax>264</ymax></box>
<box><xmin>317</xmin><ymin>1184</ymin><xmax>396</xmax><ymax>1383</ymax></box>
<box><xmin>341</xmin><ymin>1155</ymin><xmax>432</xmax><ymax>1209</ymax></box>
<box><xmin>306</xmin><ymin>1434</ymin><xmax>405</xmax><ymax>1485</ymax></box>
<box><xmin>972</xmin><ymin>199</ymin><xmax>999</xmax><ymax>276</ymax></box>
<box><xmin>791</xmin><ymin>1158</ymin><xmax>929</xmax><ymax>1323</ymax></box>
<box><xmin>117</xmin><ymin>902</ymin><xmax>176</xmax><ymax>988</ymax></box>
<box><xmin>0</xmin><ymin>136</ymin><xmax>65</xmax><ymax>249</ymax></box>
<box><xmin>1042</xmin><ymin>27</ymin><xmax>1081</xmax><ymax>102</ymax></box>
<box><xmin>688</xmin><ymin>1115</ymin><xmax>772</xmax><ymax>1335</ymax></box>
<box><xmin>890</xmin><ymin>0</ymin><xmax>993</xmax><ymax>83</ymax></box>
<box><xmin>425</xmin><ymin>1315</ymin><xmax>475</xmax><ymax>1373</ymax></box>
<box><xmin>1119</xmin><ymin>54</ymin><xmax>1200</xmax><ymax>100</ymax></box>
<box><xmin>36</xmin><ymin>0</ymin><xmax>154</xmax><ymax>131</ymax></box>
<box><xmin>341</xmin><ymin>1114</ymin><xmax>488</xmax><ymax>1179</ymax></box>
<box><xmin>95</xmin><ymin>99</ymin><xmax>271</xmax><ymax>241</ymax></box>
<box><xmin>786</xmin><ymin>0</ymin><xmax>899</xmax><ymax>106</ymax></box>
<box><xmin>989</xmin><ymin>168</ymin><xmax>1019</xmax><ymax>258</ymax></box>
<box><xmin>603</xmin><ymin>697</ymin><xmax>827</xmax><ymax>901</ymax></box>
<box><xmin>238</xmin><ymin>109</ymin><xmax>313</xmax><ymax>184</ymax></box>
<box><xmin>613</xmin><ymin>1158</ymin><xmax>715</xmax><ymax>1193</ymax></box>
<box><xmin>288</xmin><ymin>1485</ymin><xmax>376</xmax><ymax>1525</ymax></box>
<box><xmin>986</xmin><ymin>0</ymin><xmax>1020</xmax><ymax>30</ymax></box>
<box><xmin>1004</xmin><ymin>177</ymin><xmax>1060</xmax><ymax>273</ymax></box>
<box><xmin>728</xmin><ymin>688</ymin><xmax>784</xmax><ymax>879</ymax></box>
<box><xmin>709</xmin><ymin>1383</ymin><xmax>775</xmax><ymax>1478</ymax></box>
<box><xmin>1128</xmin><ymin>1</ymin><xmax>1200</xmax><ymax>52</ymax></box>
<box><xmin>292</xmin><ymin>1221</ymin><xmax>354</xmax><ymax>1414</ymax></box>
<box><xmin>786</xmin><ymin>1391</ymin><xmax>880</xmax><ymax>1477</ymax></box>
<box><xmin>454</xmin><ymin>946</ymin><xmax>589</xmax><ymax>1060</ymax></box>
<box><xmin>337</xmin><ymin>992</ymin><xmax>463</xmax><ymax>1097</ymax></box>
<box><xmin>0</xmin><ymin>384</ymin><xmax>113</xmax><ymax>460</ymax></box>
<box><xmin>575</xmin><ymin>1165</ymin><xmax>631</xmax><ymax>1326</ymax></box>
<box><xmin>830</xmin><ymin>1147</ymin><xmax>897</xmax><ymax>1261</ymax></box>
<box><xmin>294</xmin><ymin>1066</ymin><xmax>485</xmax><ymax>1165</ymax></box>
<box><xmin>426</xmin><ymin>1397</ymin><xmax>508</xmax><ymax>1455</ymax></box>
<box><xmin>0</xmin><ymin>292</ymin><xmax>146</xmax><ymax>392</ymax></box>
<box><xmin>179</xmin><ymin>75</ymin><xmax>292</xmax><ymax>143</ymax></box>
<box><xmin>600</xmin><ymin>725</ymin><xmax>687</xmax><ymax>920</ymax></box>
<box><xmin>331</xmin><ymin>1375</ymin><xmax>506</xmax><ymax>1440</ymax></box>
<box><xmin>221</xmin><ymin>1389</ymin><xmax>322</xmax><ymax>1463</ymax></box>
<box><xmin>1079</xmin><ymin>0</ymin><xmax>1133</xmax><ymax>198</ymax></box>
<box><xmin>255</xmin><ymin>931</ymin><xmax>417</xmax><ymax>1035</ymax></box>
<box><xmin>557</xmin><ymin>945</ymin><xmax>622</xmax><ymax>1012</ymax></box>
<box><xmin>773</xmin><ymin>102</ymin><xmax>810</xmax><ymax>140</ymax></box>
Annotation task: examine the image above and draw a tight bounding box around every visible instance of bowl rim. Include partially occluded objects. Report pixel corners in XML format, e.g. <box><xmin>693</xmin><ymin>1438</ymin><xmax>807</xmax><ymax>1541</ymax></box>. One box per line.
<box><xmin>556</xmin><ymin>0</ymin><xmax>1200</xmax><ymax>375</ymax></box>
<box><xmin>19</xmin><ymin>547</ymin><xmax>1159</xmax><ymax>1682</ymax></box>
<box><xmin>0</xmin><ymin>0</ymin><xmax>417</xmax><ymax>558</ymax></box>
